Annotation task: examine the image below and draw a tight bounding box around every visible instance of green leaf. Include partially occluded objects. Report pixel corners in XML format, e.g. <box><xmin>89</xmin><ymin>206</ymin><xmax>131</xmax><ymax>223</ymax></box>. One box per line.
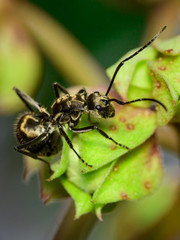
<box><xmin>67</xmin><ymin>140</ymin><xmax>116</xmax><ymax>193</ymax></box>
<box><xmin>39</xmin><ymin>166</ymin><xmax>68</xmax><ymax>204</ymax></box>
<box><xmin>92</xmin><ymin>136</ymin><xmax>163</xmax><ymax>204</ymax></box>
<box><xmin>78</xmin><ymin>106</ymin><xmax>157</xmax><ymax>173</ymax></box>
<box><xmin>127</xmin><ymin>61</ymin><xmax>154</xmax><ymax>108</ymax></box>
<box><xmin>103</xmin><ymin>169</ymin><xmax>180</xmax><ymax>239</ymax></box>
<box><xmin>106</xmin><ymin>47</ymin><xmax>157</xmax><ymax>100</ymax></box>
<box><xmin>148</xmin><ymin>61</ymin><xmax>178</xmax><ymax>126</ymax></box>
<box><xmin>60</xmin><ymin>176</ymin><xmax>94</xmax><ymax>219</ymax></box>
<box><xmin>49</xmin><ymin>135</ymin><xmax>70</xmax><ymax>181</ymax></box>
<box><xmin>149</xmin><ymin>55</ymin><xmax>180</xmax><ymax>94</ymax></box>
<box><xmin>153</xmin><ymin>36</ymin><xmax>180</xmax><ymax>56</ymax></box>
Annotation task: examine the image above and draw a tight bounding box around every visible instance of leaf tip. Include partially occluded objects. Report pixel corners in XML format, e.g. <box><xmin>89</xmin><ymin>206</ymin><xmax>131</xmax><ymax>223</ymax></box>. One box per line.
<box><xmin>40</xmin><ymin>193</ymin><xmax>50</xmax><ymax>204</ymax></box>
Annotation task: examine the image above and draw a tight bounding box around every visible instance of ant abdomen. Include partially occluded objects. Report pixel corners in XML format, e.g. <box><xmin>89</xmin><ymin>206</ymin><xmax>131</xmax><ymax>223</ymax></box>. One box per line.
<box><xmin>15</xmin><ymin>112</ymin><xmax>62</xmax><ymax>157</ymax></box>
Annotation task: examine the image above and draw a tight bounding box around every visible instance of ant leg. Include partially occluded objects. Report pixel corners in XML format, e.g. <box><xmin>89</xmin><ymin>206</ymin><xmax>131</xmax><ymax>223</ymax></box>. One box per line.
<box><xmin>15</xmin><ymin>133</ymin><xmax>47</xmax><ymax>150</ymax></box>
<box><xmin>15</xmin><ymin>148</ymin><xmax>51</xmax><ymax>172</ymax></box>
<box><xmin>58</xmin><ymin>125</ymin><xmax>93</xmax><ymax>168</ymax></box>
<box><xmin>14</xmin><ymin>132</ymin><xmax>52</xmax><ymax>172</ymax></box>
<box><xmin>53</xmin><ymin>82</ymin><xmax>69</xmax><ymax>98</ymax></box>
<box><xmin>70</xmin><ymin>126</ymin><xmax>130</xmax><ymax>150</ymax></box>
<box><xmin>13</xmin><ymin>87</ymin><xmax>42</xmax><ymax>112</ymax></box>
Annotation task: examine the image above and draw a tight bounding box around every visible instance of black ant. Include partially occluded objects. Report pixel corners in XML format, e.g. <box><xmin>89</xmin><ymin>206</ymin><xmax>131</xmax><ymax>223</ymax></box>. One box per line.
<box><xmin>14</xmin><ymin>26</ymin><xmax>167</xmax><ymax>169</ymax></box>
<box><xmin>14</xmin><ymin>87</ymin><xmax>93</xmax><ymax>168</ymax></box>
<box><xmin>51</xmin><ymin>26</ymin><xmax>167</xmax><ymax>168</ymax></box>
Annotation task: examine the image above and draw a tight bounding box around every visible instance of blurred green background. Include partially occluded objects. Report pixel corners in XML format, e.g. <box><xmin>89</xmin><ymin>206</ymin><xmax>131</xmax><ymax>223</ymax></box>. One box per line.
<box><xmin>0</xmin><ymin>0</ymin><xmax>180</xmax><ymax>239</ymax></box>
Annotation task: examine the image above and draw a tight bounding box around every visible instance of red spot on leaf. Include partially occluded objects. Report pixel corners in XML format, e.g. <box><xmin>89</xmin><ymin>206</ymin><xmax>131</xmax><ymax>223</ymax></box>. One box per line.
<box><xmin>113</xmin><ymin>166</ymin><xmax>118</xmax><ymax>172</ymax></box>
<box><xmin>109</xmin><ymin>125</ymin><xmax>117</xmax><ymax>131</ymax></box>
<box><xmin>155</xmin><ymin>80</ymin><xmax>161</xmax><ymax>89</ymax></box>
<box><xmin>158</xmin><ymin>65</ymin><xmax>167</xmax><ymax>71</ymax></box>
<box><xmin>120</xmin><ymin>192</ymin><xmax>129</xmax><ymax>200</ymax></box>
<box><xmin>145</xmin><ymin>141</ymin><xmax>161</xmax><ymax>168</ymax></box>
<box><xmin>166</xmin><ymin>49</ymin><xmax>173</xmax><ymax>53</ymax></box>
<box><xmin>150</xmin><ymin>142</ymin><xmax>159</xmax><ymax>157</ymax></box>
<box><xmin>173</xmin><ymin>100</ymin><xmax>177</xmax><ymax>106</ymax></box>
<box><xmin>119</xmin><ymin>117</ymin><xmax>126</xmax><ymax>123</ymax></box>
<box><xmin>126</xmin><ymin>123</ymin><xmax>135</xmax><ymax>130</ymax></box>
<box><xmin>144</xmin><ymin>181</ymin><xmax>151</xmax><ymax>190</ymax></box>
<box><xmin>111</xmin><ymin>144</ymin><xmax>117</xmax><ymax>150</ymax></box>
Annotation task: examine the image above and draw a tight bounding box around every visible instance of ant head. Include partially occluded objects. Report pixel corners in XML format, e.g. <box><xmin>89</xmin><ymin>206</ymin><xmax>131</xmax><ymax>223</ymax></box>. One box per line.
<box><xmin>86</xmin><ymin>91</ymin><xmax>115</xmax><ymax>119</ymax></box>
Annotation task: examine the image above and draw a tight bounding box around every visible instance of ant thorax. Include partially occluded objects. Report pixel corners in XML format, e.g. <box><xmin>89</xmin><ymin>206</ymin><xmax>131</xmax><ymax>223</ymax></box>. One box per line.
<box><xmin>86</xmin><ymin>91</ymin><xmax>115</xmax><ymax>119</ymax></box>
<box><xmin>52</xmin><ymin>93</ymin><xmax>86</xmax><ymax>127</ymax></box>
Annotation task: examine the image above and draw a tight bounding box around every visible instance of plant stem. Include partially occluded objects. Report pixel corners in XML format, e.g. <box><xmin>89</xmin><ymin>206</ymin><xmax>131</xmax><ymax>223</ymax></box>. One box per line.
<box><xmin>53</xmin><ymin>200</ymin><xmax>97</xmax><ymax>240</ymax></box>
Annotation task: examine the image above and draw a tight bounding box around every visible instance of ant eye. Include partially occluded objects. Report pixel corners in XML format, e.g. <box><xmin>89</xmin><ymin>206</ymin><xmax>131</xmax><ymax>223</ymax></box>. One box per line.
<box><xmin>96</xmin><ymin>105</ymin><xmax>101</xmax><ymax>110</ymax></box>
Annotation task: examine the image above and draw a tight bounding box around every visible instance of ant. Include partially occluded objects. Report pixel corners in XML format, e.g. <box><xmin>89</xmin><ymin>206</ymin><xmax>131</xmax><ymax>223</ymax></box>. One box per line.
<box><xmin>14</xmin><ymin>26</ymin><xmax>167</xmax><ymax>169</ymax></box>
<box><xmin>51</xmin><ymin>26</ymin><xmax>167</xmax><ymax>168</ymax></box>
<box><xmin>13</xmin><ymin>87</ymin><xmax>94</xmax><ymax>168</ymax></box>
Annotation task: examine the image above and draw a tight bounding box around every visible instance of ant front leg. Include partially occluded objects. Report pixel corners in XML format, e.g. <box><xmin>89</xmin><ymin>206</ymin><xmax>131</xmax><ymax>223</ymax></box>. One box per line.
<box><xmin>58</xmin><ymin>125</ymin><xmax>93</xmax><ymax>168</ymax></box>
<box><xmin>70</xmin><ymin>126</ymin><xmax>130</xmax><ymax>150</ymax></box>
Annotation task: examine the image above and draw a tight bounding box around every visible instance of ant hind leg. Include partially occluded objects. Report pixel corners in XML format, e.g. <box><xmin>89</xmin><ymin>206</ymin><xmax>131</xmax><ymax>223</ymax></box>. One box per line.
<box><xmin>15</xmin><ymin>147</ymin><xmax>52</xmax><ymax>173</ymax></box>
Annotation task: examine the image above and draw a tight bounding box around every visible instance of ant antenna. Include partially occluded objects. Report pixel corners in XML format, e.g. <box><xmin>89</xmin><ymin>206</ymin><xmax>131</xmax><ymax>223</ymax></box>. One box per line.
<box><xmin>105</xmin><ymin>26</ymin><xmax>167</xmax><ymax>96</ymax></box>
<box><xmin>109</xmin><ymin>98</ymin><xmax>168</xmax><ymax>112</ymax></box>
